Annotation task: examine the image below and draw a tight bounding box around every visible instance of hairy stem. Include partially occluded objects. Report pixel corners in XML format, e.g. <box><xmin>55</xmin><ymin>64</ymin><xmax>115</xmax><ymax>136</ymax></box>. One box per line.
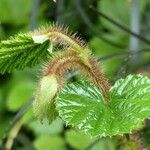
<box><xmin>34</xmin><ymin>26</ymin><xmax>86</xmax><ymax>53</ymax></box>
<box><xmin>34</xmin><ymin>25</ymin><xmax>110</xmax><ymax>102</ymax></box>
<box><xmin>131</xmin><ymin>131</ymin><xmax>146</xmax><ymax>150</ymax></box>
<box><xmin>43</xmin><ymin>50</ymin><xmax>110</xmax><ymax>103</ymax></box>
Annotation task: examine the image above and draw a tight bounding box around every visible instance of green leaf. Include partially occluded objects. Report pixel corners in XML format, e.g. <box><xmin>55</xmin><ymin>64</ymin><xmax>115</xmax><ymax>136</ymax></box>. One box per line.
<box><xmin>6</xmin><ymin>80</ymin><xmax>35</xmax><ymax>111</ymax></box>
<box><xmin>0</xmin><ymin>33</ymin><xmax>51</xmax><ymax>74</ymax></box>
<box><xmin>65</xmin><ymin>129</ymin><xmax>117</xmax><ymax>150</ymax></box>
<box><xmin>0</xmin><ymin>0</ymin><xmax>32</xmax><ymax>25</ymax></box>
<box><xmin>34</xmin><ymin>135</ymin><xmax>66</xmax><ymax>150</ymax></box>
<box><xmin>65</xmin><ymin>130</ymin><xmax>93</xmax><ymax>150</ymax></box>
<box><xmin>56</xmin><ymin>75</ymin><xmax>150</xmax><ymax>137</ymax></box>
<box><xmin>27</xmin><ymin>118</ymin><xmax>64</xmax><ymax>136</ymax></box>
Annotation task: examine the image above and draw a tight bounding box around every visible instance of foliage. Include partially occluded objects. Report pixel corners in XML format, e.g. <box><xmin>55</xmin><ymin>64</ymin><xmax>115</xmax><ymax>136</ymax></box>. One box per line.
<box><xmin>56</xmin><ymin>75</ymin><xmax>150</xmax><ymax>137</ymax></box>
<box><xmin>0</xmin><ymin>22</ymin><xmax>149</xmax><ymax>140</ymax></box>
<box><xmin>6</xmin><ymin>79</ymin><xmax>35</xmax><ymax>111</ymax></box>
<box><xmin>0</xmin><ymin>33</ymin><xmax>51</xmax><ymax>74</ymax></box>
<box><xmin>33</xmin><ymin>135</ymin><xmax>66</xmax><ymax>150</ymax></box>
<box><xmin>0</xmin><ymin>0</ymin><xmax>32</xmax><ymax>25</ymax></box>
<box><xmin>0</xmin><ymin>0</ymin><xmax>150</xmax><ymax>150</ymax></box>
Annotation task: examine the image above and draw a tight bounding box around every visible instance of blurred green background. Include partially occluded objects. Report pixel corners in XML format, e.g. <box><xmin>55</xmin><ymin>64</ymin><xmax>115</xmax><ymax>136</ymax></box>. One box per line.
<box><xmin>0</xmin><ymin>0</ymin><xmax>150</xmax><ymax>150</ymax></box>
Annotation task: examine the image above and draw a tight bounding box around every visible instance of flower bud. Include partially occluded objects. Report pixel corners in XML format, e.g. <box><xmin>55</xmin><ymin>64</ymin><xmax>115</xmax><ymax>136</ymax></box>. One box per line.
<box><xmin>33</xmin><ymin>74</ymin><xmax>58</xmax><ymax>123</ymax></box>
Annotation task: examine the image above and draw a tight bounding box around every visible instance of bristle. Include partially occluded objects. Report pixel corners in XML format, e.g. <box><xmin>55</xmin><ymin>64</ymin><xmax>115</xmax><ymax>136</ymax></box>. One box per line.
<box><xmin>131</xmin><ymin>132</ymin><xmax>146</xmax><ymax>150</ymax></box>
<box><xmin>46</xmin><ymin>54</ymin><xmax>108</xmax><ymax>97</ymax></box>
<box><xmin>54</xmin><ymin>58</ymin><xmax>99</xmax><ymax>88</ymax></box>
<box><xmin>88</xmin><ymin>56</ymin><xmax>110</xmax><ymax>101</ymax></box>
<box><xmin>33</xmin><ymin>23</ymin><xmax>110</xmax><ymax>103</ymax></box>
<box><xmin>55</xmin><ymin>59</ymin><xmax>98</xmax><ymax>89</ymax></box>
<box><xmin>32</xmin><ymin>23</ymin><xmax>86</xmax><ymax>50</ymax></box>
<box><xmin>43</xmin><ymin>50</ymin><xmax>78</xmax><ymax>76</ymax></box>
<box><xmin>40</xmin><ymin>48</ymin><xmax>110</xmax><ymax>103</ymax></box>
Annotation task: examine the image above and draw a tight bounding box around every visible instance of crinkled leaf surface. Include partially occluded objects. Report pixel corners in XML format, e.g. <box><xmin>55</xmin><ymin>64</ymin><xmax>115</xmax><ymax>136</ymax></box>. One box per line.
<box><xmin>0</xmin><ymin>34</ymin><xmax>51</xmax><ymax>74</ymax></box>
<box><xmin>56</xmin><ymin>75</ymin><xmax>150</xmax><ymax>137</ymax></box>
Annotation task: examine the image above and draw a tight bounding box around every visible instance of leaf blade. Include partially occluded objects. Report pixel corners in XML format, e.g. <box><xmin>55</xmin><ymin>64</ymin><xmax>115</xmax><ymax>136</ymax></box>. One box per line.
<box><xmin>56</xmin><ymin>75</ymin><xmax>150</xmax><ymax>137</ymax></box>
<box><xmin>0</xmin><ymin>33</ymin><xmax>51</xmax><ymax>74</ymax></box>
